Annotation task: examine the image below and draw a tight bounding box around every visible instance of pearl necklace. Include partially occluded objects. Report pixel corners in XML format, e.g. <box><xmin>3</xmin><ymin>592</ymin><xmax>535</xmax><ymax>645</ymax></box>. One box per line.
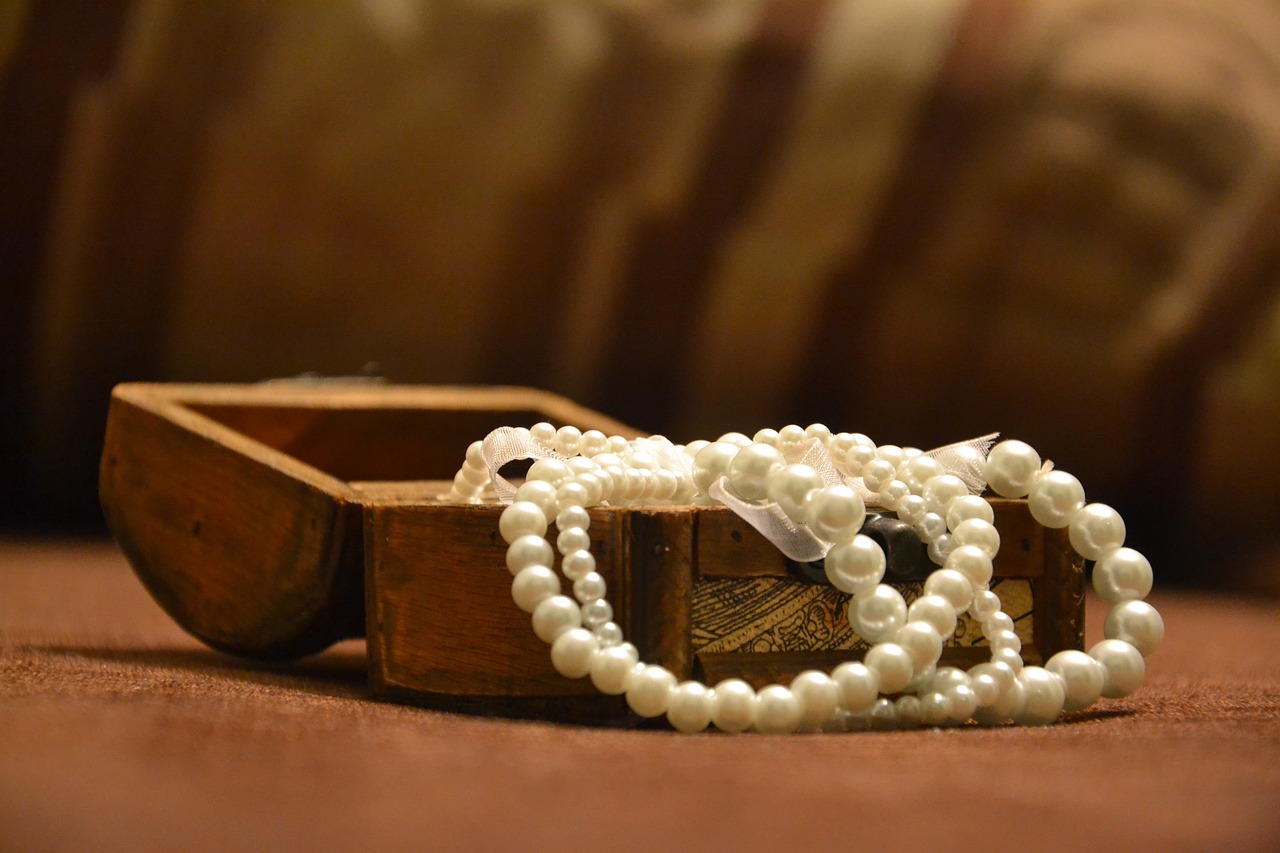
<box><xmin>447</xmin><ymin>424</ymin><xmax>1163</xmax><ymax>733</ymax></box>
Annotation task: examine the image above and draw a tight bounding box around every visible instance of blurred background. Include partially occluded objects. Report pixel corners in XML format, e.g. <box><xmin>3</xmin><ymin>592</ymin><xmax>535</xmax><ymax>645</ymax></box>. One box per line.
<box><xmin>2</xmin><ymin>0</ymin><xmax>1279</xmax><ymax>592</ymax></box>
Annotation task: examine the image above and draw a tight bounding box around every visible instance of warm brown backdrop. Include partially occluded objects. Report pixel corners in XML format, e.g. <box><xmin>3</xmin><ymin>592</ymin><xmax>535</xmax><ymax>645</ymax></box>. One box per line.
<box><xmin>3</xmin><ymin>0</ymin><xmax>1280</xmax><ymax>590</ymax></box>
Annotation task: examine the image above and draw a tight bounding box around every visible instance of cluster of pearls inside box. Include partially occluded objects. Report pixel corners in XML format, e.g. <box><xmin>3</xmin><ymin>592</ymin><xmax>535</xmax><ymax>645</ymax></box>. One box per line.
<box><xmin>447</xmin><ymin>423</ymin><xmax>1163</xmax><ymax>733</ymax></box>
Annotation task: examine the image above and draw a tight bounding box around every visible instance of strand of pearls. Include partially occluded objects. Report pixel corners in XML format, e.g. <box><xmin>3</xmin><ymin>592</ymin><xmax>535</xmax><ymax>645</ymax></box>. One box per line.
<box><xmin>447</xmin><ymin>425</ymin><xmax>1163</xmax><ymax>733</ymax></box>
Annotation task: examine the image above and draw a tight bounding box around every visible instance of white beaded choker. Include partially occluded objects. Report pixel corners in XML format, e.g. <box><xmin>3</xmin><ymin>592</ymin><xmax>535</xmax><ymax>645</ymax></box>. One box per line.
<box><xmin>446</xmin><ymin>424</ymin><xmax>1163</xmax><ymax>733</ymax></box>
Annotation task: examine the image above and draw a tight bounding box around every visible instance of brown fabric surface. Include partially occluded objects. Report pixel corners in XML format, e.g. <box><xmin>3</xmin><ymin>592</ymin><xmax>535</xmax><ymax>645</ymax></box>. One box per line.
<box><xmin>1</xmin><ymin>538</ymin><xmax>1278</xmax><ymax>852</ymax></box>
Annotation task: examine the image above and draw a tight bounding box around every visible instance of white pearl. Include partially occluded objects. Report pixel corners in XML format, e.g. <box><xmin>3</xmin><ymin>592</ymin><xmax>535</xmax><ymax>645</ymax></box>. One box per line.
<box><xmin>914</xmin><ymin>512</ymin><xmax>947</xmax><ymax>542</ymax></box>
<box><xmin>682</xmin><ymin>441</ymin><xmax>709</xmax><ymax>459</ymax></box>
<box><xmin>1068</xmin><ymin>503</ymin><xmax>1126</xmax><ymax>561</ymax></box>
<box><xmin>972</xmin><ymin>676</ymin><xmax>1025</xmax><ymax>726</ymax></box>
<box><xmin>754</xmin><ymin>685</ymin><xmax>803</xmax><ymax>733</ymax></box>
<box><xmin>901</xmin><ymin>455</ymin><xmax>944</xmax><ymax>493</ymax></box>
<box><xmin>626</xmin><ymin>664</ymin><xmax>677</xmax><ymax>717</ymax></box>
<box><xmin>864</xmin><ymin>642</ymin><xmax>914</xmax><ymax>693</ymax></box>
<box><xmin>459</xmin><ymin>461</ymin><xmax>490</xmax><ymax>487</ymax></box>
<box><xmin>652</xmin><ymin>469</ymin><xmax>679</xmax><ymax>501</ymax></box>
<box><xmin>922</xmin><ymin>474</ymin><xmax>969</xmax><ymax>516</ymax></box>
<box><xmin>1013</xmin><ymin>666</ymin><xmax>1065</xmax><ymax>726</ymax></box>
<box><xmin>667</xmin><ymin>681</ymin><xmax>713</xmax><ymax>733</ymax></box>
<box><xmin>1028</xmin><ymin>470</ymin><xmax>1086</xmax><ymax>528</ymax></box>
<box><xmin>968</xmin><ymin>670</ymin><xmax>1001</xmax><ymax>707</ymax></box>
<box><xmin>1090</xmin><ymin>639</ymin><xmax>1145</xmax><ymax>697</ymax></box>
<box><xmin>1045</xmin><ymin>649</ymin><xmax>1104</xmax><ymax>711</ymax></box>
<box><xmin>878</xmin><ymin>479</ymin><xmax>911</xmax><ymax>511</ymax></box>
<box><xmin>970</xmin><ymin>660</ymin><xmax>1017</xmax><ymax>693</ymax></box>
<box><xmin>581</xmin><ymin>598</ymin><xmax>613</xmax><ymax>629</ymax></box>
<box><xmin>1104</xmin><ymin>600</ymin><xmax>1164</xmax><ymax>656</ymax></box>
<box><xmin>592</xmin><ymin>621</ymin><xmax>623</xmax><ymax>648</ymax></box>
<box><xmin>1092</xmin><ymin>547</ymin><xmax>1153</xmax><ymax>603</ymax></box>
<box><xmin>969</xmin><ymin>589</ymin><xmax>1001</xmax><ymax>621</ymax></box>
<box><xmin>832</xmin><ymin>661</ymin><xmax>879</xmax><ymax>713</ymax></box>
<box><xmin>692</xmin><ymin>441</ymin><xmax>739</xmax><ymax>494</ymax></box>
<box><xmin>499</xmin><ymin>501</ymin><xmax>548</xmax><ymax>544</ymax></box>
<box><xmin>989</xmin><ymin>629</ymin><xmax>1021</xmax><ymax>654</ymax></box>
<box><xmin>860</xmin><ymin>458</ymin><xmax>897</xmax><ymax>492</ymax></box>
<box><xmin>840</xmin><ymin>443</ymin><xmax>877</xmax><ymax>477</ymax></box>
<box><xmin>511</xmin><ymin>565</ymin><xmax>561</xmax><ymax>613</ymax></box>
<box><xmin>808</xmin><ymin>485</ymin><xmax>867</xmax><ymax>543</ymax></box>
<box><xmin>566</xmin><ymin>456</ymin><xmax>596</xmax><ymax>477</ymax></box>
<box><xmin>944</xmin><ymin>494</ymin><xmax>994</xmax><ymax>531</ymax></box>
<box><xmin>592</xmin><ymin>452</ymin><xmax>622</xmax><ymax>469</ymax></box>
<box><xmin>895</xmin><ymin>621</ymin><xmax>943</xmax><ymax>670</ymax></box>
<box><xmin>929</xmin><ymin>666</ymin><xmax>971</xmax><ymax>694</ymax></box>
<box><xmin>560</xmin><ymin>549</ymin><xmax>596</xmax><ymax>581</ymax></box>
<box><xmin>550</xmin><ymin>627</ymin><xmax>598</xmax><ymax>678</ymax></box>
<box><xmin>926</xmin><ymin>533</ymin><xmax>956</xmax><ymax>566</ymax></box>
<box><xmin>506</xmin><ymin>534</ymin><xmax>554</xmax><ymax>576</ymax></box>
<box><xmin>904</xmin><ymin>664</ymin><xmax>937</xmax><ymax>694</ymax></box>
<box><xmin>924</xmin><ymin>568</ymin><xmax>974</xmax><ymax>613</ymax></box>
<box><xmin>554</xmin><ymin>482</ymin><xmax>589</xmax><ymax>514</ymax></box>
<box><xmin>766</xmin><ymin>464</ymin><xmax>823</xmax><ymax>523</ymax></box>
<box><xmin>529</xmin><ymin>422</ymin><xmax>556</xmax><ymax>446</ymax></box>
<box><xmin>945</xmin><ymin>545</ymin><xmax>994</xmax><ymax>588</ymax></box>
<box><xmin>947</xmin><ymin>683</ymin><xmax>979</xmax><ymax>722</ymax></box>
<box><xmin>824</xmin><ymin>535</ymin><xmax>886</xmax><ymax>595</ymax></box>
<box><xmin>874</xmin><ymin>444</ymin><xmax>906</xmax><ymax>469</ymax></box>
<box><xmin>991</xmin><ymin>645</ymin><xmax>1024</xmax><ymax>675</ymax></box>
<box><xmin>907</xmin><ymin>594</ymin><xmax>957</xmax><ymax>639</ymax></box>
<box><xmin>710</xmin><ymin>679</ymin><xmax>757</xmax><ymax>732</ymax></box>
<box><xmin>753</xmin><ymin>428</ymin><xmax>781</xmax><ymax>446</ymax></box>
<box><xmin>895</xmin><ymin>695</ymin><xmax>924</xmax><ymax>728</ymax></box>
<box><xmin>867</xmin><ymin>698</ymin><xmax>897</xmax><ymax>730</ymax></box>
<box><xmin>982</xmin><ymin>610</ymin><xmax>1015</xmax><ymax>637</ymax></box>
<box><xmin>626</xmin><ymin>450</ymin><xmax>658</xmax><ymax>471</ymax></box>
<box><xmin>851</xmin><ymin>585</ymin><xmax>908</xmax><ymax>642</ymax></box>
<box><xmin>552</xmin><ymin>425</ymin><xmax>581</xmax><ymax>456</ymax></box>
<box><xmin>572</xmin><ymin>572</ymin><xmax>607</xmax><ymax>603</ymax></box>
<box><xmin>527</xmin><ymin>458</ymin><xmax>572</xmax><ymax>487</ymax></box>
<box><xmin>952</xmin><ymin>518</ymin><xmax>1000</xmax><ymax>558</ymax></box>
<box><xmin>580</xmin><ymin>429</ymin><xmax>609</xmax><ymax>456</ymax></box>
<box><xmin>896</xmin><ymin>494</ymin><xmax>928</xmax><ymax>526</ymax></box>
<box><xmin>791</xmin><ymin>670</ymin><xmax>840</xmax><ymax>729</ymax></box>
<box><xmin>607</xmin><ymin>435</ymin><xmax>630</xmax><ymax>454</ymax></box>
<box><xmin>805</xmin><ymin>423</ymin><xmax>832</xmax><ymax>445</ymax></box>
<box><xmin>985</xmin><ymin>440</ymin><xmax>1042</xmax><ymax>498</ymax></box>
<box><xmin>555</xmin><ymin>505</ymin><xmax>590</xmax><ymax>532</ymax></box>
<box><xmin>776</xmin><ymin>424</ymin><xmax>808</xmax><ymax>454</ymax></box>
<box><xmin>556</xmin><ymin>526</ymin><xmax>591</xmax><ymax>555</ymax></box>
<box><xmin>531</xmin><ymin>595</ymin><xmax>581</xmax><ymax>643</ymax></box>
<box><xmin>920</xmin><ymin>692</ymin><xmax>953</xmax><ymax>727</ymax></box>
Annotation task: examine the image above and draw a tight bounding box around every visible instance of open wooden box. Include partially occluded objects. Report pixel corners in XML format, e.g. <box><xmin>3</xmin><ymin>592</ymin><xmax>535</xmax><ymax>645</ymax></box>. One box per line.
<box><xmin>100</xmin><ymin>383</ymin><xmax>1084</xmax><ymax>721</ymax></box>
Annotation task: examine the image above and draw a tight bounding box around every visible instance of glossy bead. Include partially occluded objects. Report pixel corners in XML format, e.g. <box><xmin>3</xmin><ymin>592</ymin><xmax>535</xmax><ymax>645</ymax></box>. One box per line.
<box><xmin>907</xmin><ymin>594</ymin><xmax>958</xmax><ymax>639</ymax></box>
<box><xmin>895</xmin><ymin>621</ymin><xmax>944</xmax><ymax>670</ymax></box>
<box><xmin>692</xmin><ymin>441</ymin><xmax>739</xmax><ymax>494</ymax></box>
<box><xmin>753</xmin><ymin>428</ymin><xmax>781</xmax><ymax>446</ymax></box>
<box><xmin>1014</xmin><ymin>666</ymin><xmax>1065</xmax><ymax>726</ymax></box>
<box><xmin>896</xmin><ymin>494</ymin><xmax>928</xmax><ymax>526</ymax></box>
<box><xmin>652</xmin><ymin>469</ymin><xmax>679</xmax><ymax>501</ymax></box>
<box><xmin>972</xmin><ymin>677</ymin><xmax>1024</xmax><ymax>726</ymax></box>
<box><xmin>805</xmin><ymin>423</ymin><xmax>832</xmax><ymax>445</ymax></box>
<box><xmin>824</xmin><ymin>535</ymin><xmax>886</xmax><ymax>595</ymax></box>
<box><xmin>922</xmin><ymin>474</ymin><xmax>969</xmax><ymax>516</ymax></box>
<box><xmin>875</xmin><ymin>444</ymin><xmax>907</xmax><ymax>469</ymax></box>
<box><xmin>945</xmin><ymin>494</ymin><xmax>994</xmax><ymax>532</ymax></box>
<box><xmin>581</xmin><ymin>598</ymin><xmax>613</xmax><ymax>629</ymax></box>
<box><xmin>895</xmin><ymin>695</ymin><xmax>924</xmax><ymax>728</ymax></box>
<box><xmin>867</xmin><ymin>698</ymin><xmax>897</xmax><ymax>730</ymax></box>
<box><xmin>550</xmin><ymin>628</ymin><xmax>598</xmax><ymax>678</ymax></box>
<box><xmin>527</xmin><ymin>458</ymin><xmax>572</xmax><ymax>487</ymax></box>
<box><xmin>1090</xmin><ymin>639</ymin><xmax>1145</xmax><ymax>698</ymax></box>
<box><xmin>901</xmin><ymin>455</ymin><xmax>945</xmax><ymax>493</ymax></box>
<box><xmin>1045</xmin><ymin>650</ymin><xmax>1104</xmax><ymax>711</ymax></box>
<box><xmin>926</xmin><ymin>534</ymin><xmax>955</xmax><ymax>566</ymax></box>
<box><xmin>511</xmin><ymin>565</ymin><xmax>560</xmax><ymax>613</ymax></box>
<box><xmin>499</xmin><ymin>501</ymin><xmax>548</xmax><ymax>544</ymax></box>
<box><xmin>727</xmin><ymin>442</ymin><xmax>785</xmax><ymax>501</ymax></box>
<box><xmin>754</xmin><ymin>685</ymin><xmax>803</xmax><ymax>734</ymax></box>
<box><xmin>968</xmin><ymin>670</ymin><xmax>1001</xmax><ymax>707</ymax></box>
<box><xmin>864</xmin><ymin>642</ymin><xmax>914</xmax><ymax>693</ymax></box>
<box><xmin>952</xmin><ymin>518</ymin><xmax>1000</xmax><ymax>558</ymax></box>
<box><xmin>969</xmin><ymin>589</ymin><xmax>1001</xmax><ymax>621</ymax></box>
<box><xmin>841</xmin><ymin>443</ymin><xmax>877</xmax><ymax>477</ymax></box>
<box><xmin>947</xmin><ymin>683</ymin><xmax>979</xmax><ymax>722</ymax></box>
<box><xmin>832</xmin><ymin>661</ymin><xmax>879</xmax><ymax>713</ymax></box>
<box><xmin>982</xmin><ymin>611</ymin><xmax>1015</xmax><ymax>638</ymax></box>
<box><xmin>592</xmin><ymin>621</ymin><xmax>623</xmax><ymax>648</ymax></box>
<box><xmin>532</xmin><ymin>595</ymin><xmax>581</xmax><ymax>643</ymax></box>
<box><xmin>506</xmin><ymin>534</ymin><xmax>554</xmax><ymax>576</ymax></box>
<box><xmin>851</xmin><ymin>585</ymin><xmax>908</xmax><ymax>642</ymax></box>
<box><xmin>946</xmin><ymin>545</ymin><xmax>993</xmax><ymax>588</ymax></box>
<box><xmin>904</xmin><ymin>664</ymin><xmax>937</xmax><ymax>694</ymax></box>
<box><xmin>776</xmin><ymin>424</ymin><xmax>808</xmax><ymax>453</ymax></box>
<box><xmin>710</xmin><ymin>679</ymin><xmax>757</xmax><ymax>733</ymax></box>
<box><xmin>554</xmin><ymin>482</ymin><xmax>589</xmax><ymax>514</ymax></box>
<box><xmin>580</xmin><ymin>429</ymin><xmax>608</xmax><ymax>456</ymax></box>
<box><xmin>920</xmin><ymin>692</ymin><xmax>953</xmax><ymax>727</ymax></box>
<box><xmin>1104</xmin><ymin>600</ymin><xmax>1164</xmax><ymax>656</ymax></box>
<box><xmin>1028</xmin><ymin>470</ymin><xmax>1085</xmax><ymax>528</ymax></box>
<box><xmin>556</xmin><ymin>526</ymin><xmax>591</xmax><ymax>555</ymax></box>
<box><xmin>791</xmin><ymin>670</ymin><xmax>840</xmax><ymax>729</ymax></box>
<box><xmin>572</xmin><ymin>572</ymin><xmax>607</xmax><ymax>603</ymax></box>
<box><xmin>561</xmin><ymin>548</ymin><xmax>597</xmax><ymax>581</ymax></box>
<box><xmin>878</xmin><ymin>479</ymin><xmax>911</xmax><ymax>511</ymax></box>
<box><xmin>914</xmin><ymin>512</ymin><xmax>947</xmax><ymax>542</ymax></box>
<box><xmin>555</xmin><ymin>505</ymin><xmax>591</xmax><ymax>532</ymax></box>
<box><xmin>808</xmin><ymin>485</ymin><xmax>867</xmax><ymax>543</ymax></box>
<box><xmin>529</xmin><ymin>422</ymin><xmax>556</xmax><ymax>446</ymax></box>
<box><xmin>626</xmin><ymin>665</ymin><xmax>677</xmax><ymax>717</ymax></box>
<box><xmin>929</xmin><ymin>666</ymin><xmax>971</xmax><ymax>694</ymax></box>
<box><xmin>970</xmin><ymin>660</ymin><xmax>1017</xmax><ymax>693</ymax></box>
<box><xmin>990</xmin><ymin>629</ymin><xmax>1022</xmax><ymax>655</ymax></box>
<box><xmin>766</xmin><ymin>464</ymin><xmax>823</xmax><ymax>523</ymax></box>
<box><xmin>553</xmin><ymin>425</ymin><xmax>582</xmax><ymax>456</ymax></box>
<box><xmin>985</xmin><ymin>440</ymin><xmax>1042</xmax><ymax>498</ymax></box>
<box><xmin>1092</xmin><ymin>547</ymin><xmax>1153</xmax><ymax>603</ymax></box>
<box><xmin>1068</xmin><ymin>503</ymin><xmax>1126</xmax><ymax>561</ymax></box>
<box><xmin>861</xmin><ymin>458</ymin><xmax>897</xmax><ymax>492</ymax></box>
<box><xmin>991</xmin><ymin>645</ymin><xmax>1024</xmax><ymax>676</ymax></box>
<box><xmin>923</xmin><ymin>568</ymin><xmax>974</xmax><ymax>613</ymax></box>
<box><xmin>667</xmin><ymin>682</ymin><xmax>713</xmax><ymax>733</ymax></box>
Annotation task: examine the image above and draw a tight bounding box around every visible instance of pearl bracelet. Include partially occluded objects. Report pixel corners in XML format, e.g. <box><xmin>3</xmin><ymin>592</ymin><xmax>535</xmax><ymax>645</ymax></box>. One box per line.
<box><xmin>447</xmin><ymin>424</ymin><xmax>1163</xmax><ymax>733</ymax></box>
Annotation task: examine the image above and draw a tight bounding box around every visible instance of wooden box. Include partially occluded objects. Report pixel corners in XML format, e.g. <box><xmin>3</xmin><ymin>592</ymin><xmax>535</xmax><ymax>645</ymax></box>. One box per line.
<box><xmin>101</xmin><ymin>383</ymin><xmax>1084</xmax><ymax>721</ymax></box>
